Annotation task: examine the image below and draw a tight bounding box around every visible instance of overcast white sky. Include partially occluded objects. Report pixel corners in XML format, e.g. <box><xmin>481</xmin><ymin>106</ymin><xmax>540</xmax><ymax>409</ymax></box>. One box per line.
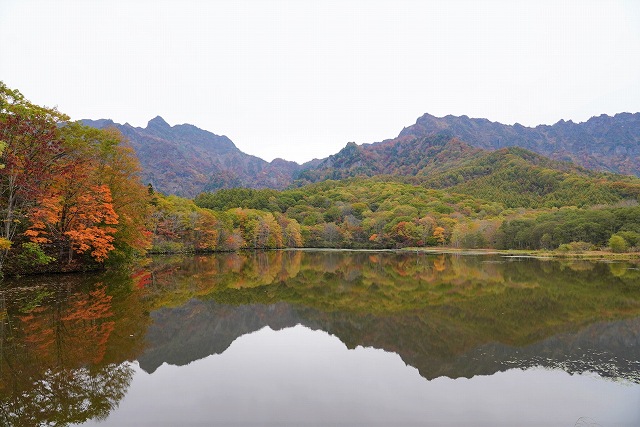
<box><xmin>1</xmin><ymin>1</ymin><xmax>639</xmax><ymax>163</ymax></box>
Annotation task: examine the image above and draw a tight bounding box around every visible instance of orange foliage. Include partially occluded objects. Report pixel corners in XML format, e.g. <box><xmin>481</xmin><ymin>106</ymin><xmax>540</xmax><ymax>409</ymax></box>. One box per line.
<box><xmin>64</xmin><ymin>186</ymin><xmax>119</xmax><ymax>262</ymax></box>
<box><xmin>26</xmin><ymin>185</ymin><xmax>119</xmax><ymax>262</ymax></box>
<box><xmin>20</xmin><ymin>123</ymin><xmax>151</xmax><ymax>264</ymax></box>
<box><xmin>95</xmin><ymin>139</ymin><xmax>152</xmax><ymax>254</ymax></box>
<box><xmin>131</xmin><ymin>270</ymin><xmax>152</xmax><ymax>288</ymax></box>
<box><xmin>193</xmin><ymin>210</ymin><xmax>220</xmax><ymax>250</ymax></box>
<box><xmin>23</xmin><ymin>195</ymin><xmax>61</xmax><ymax>243</ymax></box>
<box><xmin>433</xmin><ymin>227</ymin><xmax>446</xmax><ymax>245</ymax></box>
<box><xmin>17</xmin><ymin>284</ymin><xmax>115</xmax><ymax>365</ymax></box>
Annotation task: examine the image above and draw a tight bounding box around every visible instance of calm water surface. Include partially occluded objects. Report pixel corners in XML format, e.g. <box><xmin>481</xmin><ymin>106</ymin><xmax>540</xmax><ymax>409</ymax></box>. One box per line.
<box><xmin>1</xmin><ymin>251</ymin><xmax>639</xmax><ymax>426</ymax></box>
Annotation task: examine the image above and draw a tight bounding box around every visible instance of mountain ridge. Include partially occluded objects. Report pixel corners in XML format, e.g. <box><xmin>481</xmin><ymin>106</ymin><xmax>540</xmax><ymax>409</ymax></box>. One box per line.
<box><xmin>82</xmin><ymin>117</ymin><xmax>305</xmax><ymax>197</ymax></box>
<box><xmin>83</xmin><ymin>111</ymin><xmax>640</xmax><ymax>197</ymax></box>
<box><xmin>399</xmin><ymin>112</ymin><xmax>640</xmax><ymax>176</ymax></box>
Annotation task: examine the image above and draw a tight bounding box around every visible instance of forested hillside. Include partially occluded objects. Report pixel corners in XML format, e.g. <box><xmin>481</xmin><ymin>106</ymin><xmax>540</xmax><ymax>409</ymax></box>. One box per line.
<box><xmin>420</xmin><ymin>146</ymin><xmax>640</xmax><ymax>208</ymax></box>
<box><xmin>191</xmin><ymin>178</ymin><xmax>640</xmax><ymax>252</ymax></box>
<box><xmin>296</xmin><ymin>134</ymin><xmax>640</xmax><ymax>209</ymax></box>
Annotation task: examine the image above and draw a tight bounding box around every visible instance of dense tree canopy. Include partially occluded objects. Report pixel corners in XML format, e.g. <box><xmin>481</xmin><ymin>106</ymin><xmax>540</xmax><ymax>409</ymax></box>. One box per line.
<box><xmin>0</xmin><ymin>82</ymin><xmax>150</xmax><ymax>274</ymax></box>
<box><xmin>496</xmin><ymin>205</ymin><xmax>640</xmax><ymax>250</ymax></box>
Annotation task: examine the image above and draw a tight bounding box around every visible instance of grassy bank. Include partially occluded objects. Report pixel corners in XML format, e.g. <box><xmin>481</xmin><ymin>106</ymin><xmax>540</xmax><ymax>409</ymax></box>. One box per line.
<box><xmin>403</xmin><ymin>247</ymin><xmax>640</xmax><ymax>262</ymax></box>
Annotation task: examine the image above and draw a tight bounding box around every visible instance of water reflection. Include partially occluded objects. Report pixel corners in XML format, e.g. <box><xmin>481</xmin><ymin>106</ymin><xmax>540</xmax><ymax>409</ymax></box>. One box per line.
<box><xmin>1</xmin><ymin>251</ymin><xmax>639</xmax><ymax>426</ymax></box>
<box><xmin>139</xmin><ymin>251</ymin><xmax>640</xmax><ymax>381</ymax></box>
<box><xmin>86</xmin><ymin>325</ymin><xmax>640</xmax><ymax>427</ymax></box>
<box><xmin>0</xmin><ymin>273</ymin><xmax>149</xmax><ymax>427</ymax></box>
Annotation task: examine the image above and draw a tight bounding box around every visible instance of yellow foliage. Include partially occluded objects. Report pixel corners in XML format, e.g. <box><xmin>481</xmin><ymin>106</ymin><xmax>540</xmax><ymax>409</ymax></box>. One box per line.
<box><xmin>0</xmin><ymin>237</ymin><xmax>11</xmax><ymax>250</ymax></box>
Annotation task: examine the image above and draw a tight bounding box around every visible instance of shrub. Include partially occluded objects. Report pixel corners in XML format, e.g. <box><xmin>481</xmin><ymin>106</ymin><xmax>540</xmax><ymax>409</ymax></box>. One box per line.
<box><xmin>609</xmin><ymin>235</ymin><xmax>629</xmax><ymax>253</ymax></box>
<box><xmin>16</xmin><ymin>243</ymin><xmax>55</xmax><ymax>267</ymax></box>
<box><xmin>556</xmin><ymin>241</ymin><xmax>594</xmax><ymax>253</ymax></box>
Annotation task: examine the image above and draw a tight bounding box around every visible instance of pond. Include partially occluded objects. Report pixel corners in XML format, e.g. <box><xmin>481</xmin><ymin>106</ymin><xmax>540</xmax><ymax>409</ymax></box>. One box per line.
<box><xmin>1</xmin><ymin>250</ymin><xmax>639</xmax><ymax>426</ymax></box>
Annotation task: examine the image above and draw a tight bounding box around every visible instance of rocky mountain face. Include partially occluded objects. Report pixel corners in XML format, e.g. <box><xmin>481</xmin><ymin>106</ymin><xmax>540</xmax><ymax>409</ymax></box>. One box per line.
<box><xmin>295</xmin><ymin>134</ymin><xmax>484</xmax><ymax>184</ymax></box>
<box><xmin>84</xmin><ymin>112</ymin><xmax>639</xmax><ymax>197</ymax></box>
<box><xmin>297</xmin><ymin>131</ymin><xmax>589</xmax><ymax>184</ymax></box>
<box><xmin>398</xmin><ymin>112</ymin><xmax>640</xmax><ymax>177</ymax></box>
<box><xmin>82</xmin><ymin>117</ymin><xmax>303</xmax><ymax>197</ymax></box>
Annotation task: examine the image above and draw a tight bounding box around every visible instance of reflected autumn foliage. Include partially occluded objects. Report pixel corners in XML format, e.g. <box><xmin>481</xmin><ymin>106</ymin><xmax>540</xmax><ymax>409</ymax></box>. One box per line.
<box><xmin>142</xmin><ymin>250</ymin><xmax>640</xmax><ymax>324</ymax></box>
<box><xmin>138</xmin><ymin>251</ymin><xmax>640</xmax><ymax>383</ymax></box>
<box><xmin>19</xmin><ymin>285</ymin><xmax>114</xmax><ymax>364</ymax></box>
<box><xmin>0</xmin><ymin>273</ymin><xmax>149</xmax><ymax>426</ymax></box>
<box><xmin>138</xmin><ymin>251</ymin><xmax>640</xmax><ymax>369</ymax></box>
<box><xmin>1</xmin><ymin>251</ymin><xmax>640</xmax><ymax>425</ymax></box>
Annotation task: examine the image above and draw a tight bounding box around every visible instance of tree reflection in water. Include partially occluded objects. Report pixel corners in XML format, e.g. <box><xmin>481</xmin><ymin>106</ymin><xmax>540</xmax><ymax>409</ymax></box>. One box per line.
<box><xmin>0</xmin><ymin>272</ymin><xmax>148</xmax><ymax>427</ymax></box>
<box><xmin>1</xmin><ymin>251</ymin><xmax>639</xmax><ymax>426</ymax></box>
<box><xmin>1</xmin><ymin>363</ymin><xmax>133</xmax><ymax>427</ymax></box>
<box><xmin>139</xmin><ymin>251</ymin><xmax>640</xmax><ymax>381</ymax></box>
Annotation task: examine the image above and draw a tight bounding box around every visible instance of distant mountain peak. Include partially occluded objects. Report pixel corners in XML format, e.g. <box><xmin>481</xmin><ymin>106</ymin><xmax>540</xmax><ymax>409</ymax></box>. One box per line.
<box><xmin>80</xmin><ymin>118</ymin><xmax>115</xmax><ymax>129</ymax></box>
<box><xmin>147</xmin><ymin>116</ymin><xmax>170</xmax><ymax>129</ymax></box>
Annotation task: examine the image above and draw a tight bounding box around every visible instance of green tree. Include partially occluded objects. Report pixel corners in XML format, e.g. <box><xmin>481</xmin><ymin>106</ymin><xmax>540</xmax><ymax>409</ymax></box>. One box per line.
<box><xmin>616</xmin><ymin>231</ymin><xmax>639</xmax><ymax>248</ymax></box>
<box><xmin>609</xmin><ymin>234</ymin><xmax>628</xmax><ymax>253</ymax></box>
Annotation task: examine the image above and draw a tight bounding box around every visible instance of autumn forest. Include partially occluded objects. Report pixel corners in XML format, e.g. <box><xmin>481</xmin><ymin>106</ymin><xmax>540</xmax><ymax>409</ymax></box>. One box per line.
<box><xmin>1</xmin><ymin>83</ymin><xmax>639</xmax><ymax>277</ymax></box>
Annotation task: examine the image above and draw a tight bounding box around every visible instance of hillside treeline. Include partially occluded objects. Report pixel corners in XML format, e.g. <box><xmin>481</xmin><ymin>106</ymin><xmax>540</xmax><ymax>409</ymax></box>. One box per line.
<box><xmin>189</xmin><ymin>181</ymin><xmax>639</xmax><ymax>252</ymax></box>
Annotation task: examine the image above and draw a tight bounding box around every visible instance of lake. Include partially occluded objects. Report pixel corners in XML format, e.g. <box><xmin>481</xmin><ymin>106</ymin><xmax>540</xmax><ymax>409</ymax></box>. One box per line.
<box><xmin>1</xmin><ymin>250</ymin><xmax>639</xmax><ymax>426</ymax></box>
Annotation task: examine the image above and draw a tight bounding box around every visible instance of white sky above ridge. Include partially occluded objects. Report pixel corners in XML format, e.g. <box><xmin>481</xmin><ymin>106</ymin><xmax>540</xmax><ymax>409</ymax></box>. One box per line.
<box><xmin>1</xmin><ymin>0</ymin><xmax>639</xmax><ymax>163</ymax></box>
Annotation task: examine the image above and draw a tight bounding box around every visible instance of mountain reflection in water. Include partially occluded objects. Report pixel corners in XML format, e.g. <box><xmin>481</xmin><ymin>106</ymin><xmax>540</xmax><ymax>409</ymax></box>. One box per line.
<box><xmin>1</xmin><ymin>250</ymin><xmax>639</xmax><ymax>426</ymax></box>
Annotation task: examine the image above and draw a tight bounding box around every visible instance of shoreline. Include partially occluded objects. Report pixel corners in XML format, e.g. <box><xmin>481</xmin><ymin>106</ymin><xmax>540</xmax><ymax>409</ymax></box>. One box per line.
<box><xmin>150</xmin><ymin>246</ymin><xmax>640</xmax><ymax>263</ymax></box>
<box><xmin>401</xmin><ymin>247</ymin><xmax>640</xmax><ymax>262</ymax></box>
<box><xmin>4</xmin><ymin>247</ymin><xmax>639</xmax><ymax>281</ymax></box>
